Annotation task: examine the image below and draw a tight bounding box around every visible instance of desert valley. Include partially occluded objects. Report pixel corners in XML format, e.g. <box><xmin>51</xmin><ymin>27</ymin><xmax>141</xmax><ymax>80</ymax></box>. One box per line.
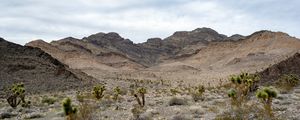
<box><xmin>1</xmin><ymin>28</ymin><xmax>300</xmax><ymax>120</ymax></box>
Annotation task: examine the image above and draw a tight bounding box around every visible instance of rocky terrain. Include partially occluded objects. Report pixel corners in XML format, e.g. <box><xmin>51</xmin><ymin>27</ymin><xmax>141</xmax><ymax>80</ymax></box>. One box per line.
<box><xmin>0</xmin><ymin>38</ymin><xmax>95</xmax><ymax>98</ymax></box>
<box><xmin>1</xmin><ymin>28</ymin><xmax>300</xmax><ymax>120</ymax></box>
<box><xmin>27</xmin><ymin>28</ymin><xmax>300</xmax><ymax>86</ymax></box>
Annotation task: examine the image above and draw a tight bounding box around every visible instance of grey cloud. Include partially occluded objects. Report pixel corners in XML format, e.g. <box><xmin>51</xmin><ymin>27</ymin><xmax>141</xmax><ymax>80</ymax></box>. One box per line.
<box><xmin>0</xmin><ymin>0</ymin><xmax>299</xmax><ymax>45</ymax></box>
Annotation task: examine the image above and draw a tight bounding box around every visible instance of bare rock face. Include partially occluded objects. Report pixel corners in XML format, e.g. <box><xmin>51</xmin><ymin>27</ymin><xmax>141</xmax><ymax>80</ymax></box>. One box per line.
<box><xmin>0</xmin><ymin>38</ymin><xmax>94</xmax><ymax>97</ymax></box>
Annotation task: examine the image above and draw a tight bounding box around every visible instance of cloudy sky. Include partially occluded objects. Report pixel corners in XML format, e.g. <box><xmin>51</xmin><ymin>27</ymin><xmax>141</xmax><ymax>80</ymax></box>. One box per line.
<box><xmin>0</xmin><ymin>0</ymin><xmax>299</xmax><ymax>45</ymax></box>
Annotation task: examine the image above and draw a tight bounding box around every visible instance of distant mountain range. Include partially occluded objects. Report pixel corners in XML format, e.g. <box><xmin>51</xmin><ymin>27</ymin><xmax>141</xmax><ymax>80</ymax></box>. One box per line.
<box><xmin>1</xmin><ymin>27</ymin><xmax>300</xmax><ymax>94</ymax></box>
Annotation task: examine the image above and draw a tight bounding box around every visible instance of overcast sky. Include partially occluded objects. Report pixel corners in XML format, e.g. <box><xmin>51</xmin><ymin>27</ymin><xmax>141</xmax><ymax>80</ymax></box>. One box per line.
<box><xmin>0</xmin><ymin>0</ymin><xmax>299</xmax><ymax>45</ymax></box>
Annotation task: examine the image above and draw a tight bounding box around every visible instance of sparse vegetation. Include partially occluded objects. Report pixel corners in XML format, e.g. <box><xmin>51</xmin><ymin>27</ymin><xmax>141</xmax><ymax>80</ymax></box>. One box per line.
<box><xmin>277</xmin><ymin>74</ymin><xmax>299</xmax><ymax>90</ymax></box>
<box><xmin>191</xmin><ymin>85</ymin><xmax>205</xmax><ymax>102</ymax></box>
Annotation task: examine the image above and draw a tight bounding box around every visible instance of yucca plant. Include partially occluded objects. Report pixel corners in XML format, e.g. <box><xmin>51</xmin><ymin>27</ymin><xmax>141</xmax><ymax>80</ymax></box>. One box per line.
<box><xmin>92</xmin><ymin>84</ymin><xmax>106</xmax><ymax>100</ymax></box>
<box><xmin>7</xmin><ymin>83</ymin><xmax>30</xmax><ymax>108</ymax></box>
<box><xmin>133</xmin><ymin>87</ymin><xmax>147</xmax><ymax>107</ymax></box>
<box><xmin>62</xmin><ymin>97</ymin><xmax>77</xmax><ymax>120</ymax></box>
<box><xmin>256</xmin><ymin>86</ymin><xmax>278</xmax><ymax>118</ymax></box>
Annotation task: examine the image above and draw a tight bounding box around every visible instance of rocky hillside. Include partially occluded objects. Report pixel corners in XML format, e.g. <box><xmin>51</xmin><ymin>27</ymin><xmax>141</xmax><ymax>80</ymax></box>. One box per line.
<box><xmin>26</xmin><ymin>28</ymin><xmax>300</xmax><ymax>86</ymax></box>
<box><xmin>259</xmin><ymin>52</ymin><xmax>300</xmax><ymax>84</ymax></box>
<box><xmin>0</xmin><ymin>38</ymin><xmax>95</xmax><ymax>98</ymax></box>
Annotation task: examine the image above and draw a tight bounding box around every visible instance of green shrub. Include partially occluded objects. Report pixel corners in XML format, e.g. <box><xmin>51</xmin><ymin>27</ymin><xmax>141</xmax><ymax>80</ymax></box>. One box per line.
<box><xmin>62</xmin><ymin>97</ymin><xmax>77</xmax><ymax>120</ymax></box>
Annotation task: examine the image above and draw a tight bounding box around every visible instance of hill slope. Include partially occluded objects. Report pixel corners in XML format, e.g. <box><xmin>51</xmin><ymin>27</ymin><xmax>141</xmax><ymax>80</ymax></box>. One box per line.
<box><xmin>0</xmin><ymin>38</ymin><xmax>95</xmax><ymax>97</ymax></box>
<box><xmin>26</xmin><ymin>28</ymin><xmax>300</xmax><ymax>86</ymax></box>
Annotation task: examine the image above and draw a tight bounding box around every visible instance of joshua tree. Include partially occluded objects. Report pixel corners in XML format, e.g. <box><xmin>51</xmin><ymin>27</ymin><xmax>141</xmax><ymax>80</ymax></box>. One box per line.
<box><xmin>62</xmin><ymin>97</ymin><xmax>77</xmax><ymax>120</ymax></box>
<box><xmin>229</xmin><ymin>72</ymin><xmax>259</xmax><ymax>102</ymax></box>
<box><xmin>7</xmin><ymin>83</ymin><xmax>30</xmax><ymax>108</ymax></box>
<box><xmin>133</xmin><ymin>87</ymin><xmax>147</xmax><ymax>107</ymax></box>
<box><xmin>256</xmin><ymin>86</ymin><xmax>278</xmax><ymax>118</ymax></box>
<box><xmin>92</xmin><ymin>84</ymin><xmax>106</xmax><ymax>100</ymax></box>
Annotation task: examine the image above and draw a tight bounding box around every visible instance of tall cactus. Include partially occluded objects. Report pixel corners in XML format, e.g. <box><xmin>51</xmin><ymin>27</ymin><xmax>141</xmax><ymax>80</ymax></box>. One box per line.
<box><xmin>256</xmin><ymin>86</ymin><xmax>278</xmax><ymax>117</ymax></box>
<box><xmin>62</xmin><ymin>97</ymin><xmax>77</xmax><ymax>120</ymax></box>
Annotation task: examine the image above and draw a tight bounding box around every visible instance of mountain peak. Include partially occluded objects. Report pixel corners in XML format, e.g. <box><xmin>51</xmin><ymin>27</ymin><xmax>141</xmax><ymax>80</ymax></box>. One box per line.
<box><xmin>192</xmin><ymin>27</ymin><xmax>218</xmax><ymax>34</ymax></box>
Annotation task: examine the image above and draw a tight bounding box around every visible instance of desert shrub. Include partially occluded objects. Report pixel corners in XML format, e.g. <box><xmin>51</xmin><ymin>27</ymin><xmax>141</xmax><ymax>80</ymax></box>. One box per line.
<box><xmin>170</xmin><ymin>88</ymin><xmax>181</xmax><ymax>96</ymax></box>
<box><xmin>131</xmin><ymin>104</ymin><xmax>147</xmax><ymax>120</ymax></box>
<box><xmin>113</xmin><ymin>86</ymin><xmax>121</xmax><ymax>101</ymax></box>
<box><xmin>76</xmin><ymin>100</ymin><xmax>94</xmax><ymax>120</ymax></box>
<box><xmin>168</xmin><ymin>97</ymin><xmax>187</xmax><ymax>106</ymax></box>
<box><xmin>256</xmin><ymin>86</ymin><xmax>278</xmax><ymax>118</ymax></box>
<box><xmin>41</xmin><ymin>96</ymin><xmax>56</xmax><ymax>105</ymax></box>
<box><xmin>62</xmin><ymin>97</ymin><xmax>77</xmax><ymax>120</ymax></box>
<box><xmin>92</xmin><ymin>84</ymin><xmax>106</xmax><ymax>100</ymax></box>
<box><xmin>191</xmin><ymin>85</ymin><xmax>205</xmax><ymax>102</ymax></box>
<box><xmin>6</xmin><ymin>83</ymin><xmax>31</xmax><ymax>108</ymax></box>
<box><xmin>277</xmin><ymin>74</ymin><xmax>299</xmax><ymax>90</ymax></box>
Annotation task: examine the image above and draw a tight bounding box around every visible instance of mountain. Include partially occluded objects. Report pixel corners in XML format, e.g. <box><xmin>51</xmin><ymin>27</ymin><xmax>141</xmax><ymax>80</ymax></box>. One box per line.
<box><xmin>0</xmin><ymin>38</ymin><xmax>95</xmax><ymax>97</ymax></box>
<box><xmin>26</xmin><ymin>28</ymin><xmax>300</xmax><ymax>86</ymax></box>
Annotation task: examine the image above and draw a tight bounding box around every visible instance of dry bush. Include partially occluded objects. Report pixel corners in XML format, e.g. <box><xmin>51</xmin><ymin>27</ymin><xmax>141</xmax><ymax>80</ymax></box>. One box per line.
<box><xmin>76</xmin><ymin>100</ymin><xmax>94</xmax><ymax>120</ymax></box>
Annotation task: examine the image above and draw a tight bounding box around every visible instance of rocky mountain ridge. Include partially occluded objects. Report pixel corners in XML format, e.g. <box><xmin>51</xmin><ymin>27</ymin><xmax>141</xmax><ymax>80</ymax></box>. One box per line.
<box><xmin>26</xmin><ymin>27</ymin><xmax>300</xmax><ymax>86</ymax></box>
<box><xmin>0</xmin><ymin>38</ymin><xmax>95</xmax><ymax>98</ymax></box>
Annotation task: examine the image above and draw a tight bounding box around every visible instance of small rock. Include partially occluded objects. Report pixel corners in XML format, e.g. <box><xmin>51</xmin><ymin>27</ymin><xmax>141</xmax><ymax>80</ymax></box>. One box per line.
<box><xmin>56</xmin><ymin>111</ymin><xmax>65</xmax><ymax>117</ymax></box>
<box><xmin>168</xmin><ymin>97</ymin><xmax>188</xmax><ymax>106</ymax></box>
<box><xmin>24</xmin><ymin>112</ymin><xmax>44</xmax><ymax>119</ymax></box>
<box><xmin>171</xmin><ymin>114</ymin><xmax>192</xmax><ymax>120</ymax></box>
<box><xmin>0</xmin><ymin>112</ymin><xmax>17</xmax><ymax>119</ymax></box>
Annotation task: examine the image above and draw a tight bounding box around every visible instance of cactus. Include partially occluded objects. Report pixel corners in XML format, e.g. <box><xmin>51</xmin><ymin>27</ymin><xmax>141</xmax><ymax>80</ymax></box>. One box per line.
<box><xmin>62</xmin><ymin>98</ymin><xmax>77</xmax><ymax>120</ymax></box>
<box><xmin>92</xmin><ymin>84</ymin><xmax>106</xmax><ymax>100</ymax></box>
<box><xmin>133</xmin><ymin>87</ymin><xmax>147</xmax><ymax>107</ymax></box>
<box><xmin>6</xmin><ymin>83</ymin><xmax>30</xmax><ymax>108</ymax></box>
<box><xmin>256</xmin><ymin>86</ymin><xmax>278</xmax><ymax>117</ymax></box>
